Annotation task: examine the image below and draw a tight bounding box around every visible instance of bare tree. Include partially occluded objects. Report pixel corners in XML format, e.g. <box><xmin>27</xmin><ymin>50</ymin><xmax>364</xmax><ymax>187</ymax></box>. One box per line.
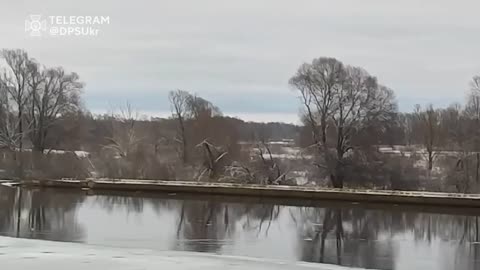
<box><xmin>255</xmin><ymin>141</ymin><xmax>286</xmax><ymax>185</ymax></box>
<box><xmin>0</xmin><ymin>83</ymin><xmax>22</xmax><ymax>150</ymax></box>
<box><xmin>464</xmin><ymin>76</ymin><xmax>480</xmax><ymax>152</ymax></box>
<box><xmin>289</xmin><ymin>59</ymin><xmax>343</xmax><ymax>149</ymax></box>
<box><xmin>289</xmin><ymin>57</ymin><xmax>397</xmax><ymax>188</ymax></box>
<box><xmin>99</xmin><ymin>102</ymin><xmax>153</xmax><ymax>179</ymax></box>
<box><xmin>439</xmin><ymin>104</ymin><xmax>469</xmax><ymax>150</ymax></box>
<box><xmin>195</xmin><ymin>139</ymin><xmax>228</xmax><ymax>180</ymax></box>
<box><xmin>169</xmin><ymin>90</ymin><xmax>190</xmax><ymax>164</ymax></box>
<box><xmin>414</xmin><ymin>104</ymin><xmax>441</xmax><ymax>171</ymax></box>
<box><xmin>186</xmin><ymin>94</ymin><xmax>221</xmax><ymax>120</ymax></box>
<box><xmin>443</xmin><ymin>80</ymin><xmax>480</xmax><ymax>190</ymax></box>
<box><xmin>103</xmin><ymin>102</ymin><xmax>140</xmax><ymax>159</ymax></box>
<box><xmin>465</xmin><ymin>76</ymin><xmax>480</xmax><ymax>120</ymax></box>
<box><xmin>0</xmin><ymin>50</ymin><xmax>83</xmax><ymax>153</ymax></box>
<box><xmin>26</xmin><ymin>67</ymin><xmax>83</xmax><ymax>152</ymax></box>
<box><xmin>0</xmin><ymin>49</ymin><xmax>31</xmax><ymax>150</ymax></box>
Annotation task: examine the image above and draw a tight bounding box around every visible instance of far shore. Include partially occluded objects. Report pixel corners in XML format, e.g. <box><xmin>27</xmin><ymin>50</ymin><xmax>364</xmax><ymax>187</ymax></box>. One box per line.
<box><xmin>14</xmin><ymin>178</ymin><xmax>480</xmax><ymax>208</ymax></box>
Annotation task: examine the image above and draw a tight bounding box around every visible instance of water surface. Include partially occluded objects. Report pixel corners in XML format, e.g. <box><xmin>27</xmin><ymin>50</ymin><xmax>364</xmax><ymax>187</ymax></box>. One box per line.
<box><xmin>0</xmin><ymin>186</ymin><xmax>480</xmax><ymax>269</ymax></box>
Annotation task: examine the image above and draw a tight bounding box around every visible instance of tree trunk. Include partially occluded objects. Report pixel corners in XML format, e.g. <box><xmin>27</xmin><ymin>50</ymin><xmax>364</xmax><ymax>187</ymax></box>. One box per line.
<box><xmin>427</xmin><ymin>151</ymin><xmax>433</xmax><ymax>171</ymax></box>
<box><xmin>335</xmin><ymin>210</ymin><xmax>343</xmax><ymax>265</ymax></box>
<box><xmin>329</xmin><ymin>160</ymin><xmax>344</xmax><ymax>188</ymax></box>
<box><xmin>179</xmin><ymin>118</ymin><xmax>188</xmax><ymax>164</ymax></box>
<box><xmin>330</xmin><ymin>168</ymin><xmax>344</xmax><ymax>188</ymax></box>
<box><xmin>17</xmin><ymin>110</ymin><xmax>22</xmax><ymax>150</ymax></box>
<box><xmin>476</xmin><ymin>153</ymin><xmax>479</xmax><ymax>183</ymax></box>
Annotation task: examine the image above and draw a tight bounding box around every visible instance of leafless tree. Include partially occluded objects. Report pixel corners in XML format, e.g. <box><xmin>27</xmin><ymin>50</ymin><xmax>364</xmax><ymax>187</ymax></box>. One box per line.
<box><xmin>439</xmin><ymin>104</ymin><xmax>469</xmax><ymax>150</ymax></box>
<box><xmin>103</xmin><ymin>102</ymin><xmax>140</xmax><ymax>157</ymax></box>
<box><xmin>0</xmin><ymin>84</ymin><xmax>22</xmax><ymax>150</ymax></box>
<box><xmin>414</xmin><ymin>104</ymin><xmax>441</xmax><ymax>171</ymax></box>
<box><xmin>400</xmin><ymin>113</ymin><xmax>416</xmax><ymax>146</ymax></box>
<box><xmin>99</xmin><ymin>103</ymin><xmax>147</xmax><ymax>178</ymax></box>
<box><xmin>255</xmin><ymin>142</ymin><xmax>287</xmax><ymax>185</ymax></box>
<box><xmin>169</xmin><ymin>90</ymin><xmax>190</xmax><ymax>164</ymax></box>
<box><xmin>289</xmin><ymin>58</ymin><xmax>343</xmax><ymax>148</ymax></box>
<box><xmin>465</xmin><ymin>76</ymin><xmax>480</xmax><ymax>120</ymax></box>
<box><xmin>195</xmin><ymin>139</ymin><xmax>228</xmax><ymax>180</ymax></box>
<box><xmin>464</xmin><ymin>76</ymin><xmax>480</xmax><ymax>152</ymax></box>
<box><xmin>186</xmin><ymin>94</ymin><xmax>221</xmax><ymax>120</ymax></box>
<box><xmin>0</xmin><ymin>50</ymin><xmax>83</xmax><ymax>154</ymax></box>
<box><xmin>0</xmin><ymin>49</ymin><xmax>31</xmax><ymax>150</ymax></box>
<box><xmin>289</xmin><ymin>57</ymin><xmax>397</xmax><ymax>188</ymax></box>
<box><xmin>26</xmin><ymin>67</ymin><xmax>83</xmax><ymax>152</ymax></box>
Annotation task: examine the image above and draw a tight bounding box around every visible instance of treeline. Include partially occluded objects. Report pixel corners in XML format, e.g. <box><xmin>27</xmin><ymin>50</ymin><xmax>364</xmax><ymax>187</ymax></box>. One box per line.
<box><xmin>42</xmin><ymin>111</ymin><xmax>300</xmax><ymax>153</ymax></box>
<box><xmin>2</xmin><ymin>49</ymin><xmax>480</xmax><ymax>192</ymax></box>
<box><xmin>0</xmin><ymin>49</ymin><xmax>298</xmax><ymax>182</ymax></box>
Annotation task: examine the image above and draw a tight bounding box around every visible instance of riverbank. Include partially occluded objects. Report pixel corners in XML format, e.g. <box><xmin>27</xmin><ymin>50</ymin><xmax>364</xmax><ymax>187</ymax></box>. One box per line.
<box><xmin>17</xmin><ymin>179</ymin><xmax>480</xmax><ymax>208</ymax></box>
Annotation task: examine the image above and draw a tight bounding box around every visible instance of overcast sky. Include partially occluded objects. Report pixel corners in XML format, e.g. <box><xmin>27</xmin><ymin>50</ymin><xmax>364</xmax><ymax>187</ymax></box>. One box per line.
<box><xmin>1</xmin><ymin>0</ymin><xmax>479</xmax><ymax>123</ymax></box>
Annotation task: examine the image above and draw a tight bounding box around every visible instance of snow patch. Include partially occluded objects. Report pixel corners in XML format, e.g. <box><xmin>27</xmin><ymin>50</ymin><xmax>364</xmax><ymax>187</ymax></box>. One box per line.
<box><xmin>0</xmin><ymin>236</ymin><xmax>366</xmax><ymax>270</ymax></box>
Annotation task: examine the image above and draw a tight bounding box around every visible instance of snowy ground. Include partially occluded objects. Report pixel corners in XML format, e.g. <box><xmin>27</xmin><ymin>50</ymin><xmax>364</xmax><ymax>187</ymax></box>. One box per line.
<box><xmin>0</xmin><ymin>236</ymin><xmax>362</xmax><ymax>270</ymax></box>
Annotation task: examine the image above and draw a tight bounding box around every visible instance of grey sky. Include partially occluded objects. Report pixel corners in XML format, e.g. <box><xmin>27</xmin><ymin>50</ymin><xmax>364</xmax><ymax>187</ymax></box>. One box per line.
<box><xmin>1</xmin><ymin>0</ymin><xmax>479</xmax><ymax>123</ymax></box>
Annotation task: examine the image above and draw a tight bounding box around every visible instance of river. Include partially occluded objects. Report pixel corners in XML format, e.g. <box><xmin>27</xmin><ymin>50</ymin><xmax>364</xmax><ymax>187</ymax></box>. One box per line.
<box><xmin>0</xmin><ymin>185</ymin><xmax>479</xmax><ymax>269</ymax></box>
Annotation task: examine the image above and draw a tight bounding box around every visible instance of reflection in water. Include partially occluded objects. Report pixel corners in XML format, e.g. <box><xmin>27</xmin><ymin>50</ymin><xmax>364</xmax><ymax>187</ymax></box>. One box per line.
<box><xmin>175</xmin><ymin>200</ymin><xmax>235</xmax><ymax>252</ymax></box>
<box><xmin>0</xmin><ymin>186</ymin><xmax>16</xmax><ymax>236</ymax></box>
<box><xmin>0</xmin><ymin>186</ymin><xmax>85</xmax><ymax>242</ymax></box>
<box><xmin>296</xmin><ymin>207</ymin><xmax>395</xmax><ymax>269</ymax></box>
<box><xmin>1</xmin><ymin>186</ymin><xmax>480</xmax><ymax>269</ymax></box>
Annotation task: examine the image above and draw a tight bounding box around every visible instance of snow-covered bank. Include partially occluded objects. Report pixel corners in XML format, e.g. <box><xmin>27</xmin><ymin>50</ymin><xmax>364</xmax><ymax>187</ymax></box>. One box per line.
<box><xmin>0</xmin><ymin>236</ymin><xmax>361</xmax><ymax>270</ymax></box>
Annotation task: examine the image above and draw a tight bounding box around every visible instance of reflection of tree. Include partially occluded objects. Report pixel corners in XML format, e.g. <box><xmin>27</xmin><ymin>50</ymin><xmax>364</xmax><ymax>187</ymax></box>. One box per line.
<box><xmin>320</xmin><ymin>209</ymin><xmax>343</xmax><ymax>264</ymax></box>
<box><xmin>94</xmin><ymin>195</ymin><xmax>144</xmax><ymax>214</ymax></box>
<box><xmin>173</xmin><ymin>199</ymin><xmax>283</xmax><ymax>253</ymax></box>
<box><xmin>297</xmin><ymin>208</ymin><xmax>346</xmax><ymax>266</ymax></box>
<box><xmin>23</xmin><ymin>189</ymin><xmax>85</xmax><ymax>242</ymax></box>
<box><xmin>0</xmin><ymin>186</ymin><xmax>17</xmax><ymax>235</ymax></box>
<box><xmin>174</xmin><ymin>200</ymin><xmax>236</xmax><ymax>253</ymax></box>
<box><xmin>86</xmin><ymin>193</ymin><xmax>480</xmax><ymax>270</ymax></box>
<box><xmin>297</xmin><ymin>207</ymin><xmax>395</xmax><ymax>270</ymax></box>
<box><xmin>452</xmin><ymin>216</ymin><xmax>480</xmax><ymax>270</ymax></box>
<box><xmin>240</xmin><ymin>204</ymin><xmax>280</xmax><ymax>237</ymax></box>
<box><xmin>294</xmin><ymin>206</ymin><xmax>480</xmax><ymax>270</ymax></box>
<box><xmin>0</xmin><ymin>187</ymin><xmax>86</xmax><ymax>242</ymax></box>
<box><xmin>4</xmin><ymin>188</ymin><xmax>480</xmax><ymax>270</ymax></box>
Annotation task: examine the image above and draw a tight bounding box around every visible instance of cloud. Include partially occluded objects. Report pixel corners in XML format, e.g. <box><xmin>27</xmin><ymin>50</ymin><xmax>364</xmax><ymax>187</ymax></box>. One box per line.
<box><xmin>1</xmin><ymin>0</ymin><xmax>480</xmax><ymax>121</ymax></box>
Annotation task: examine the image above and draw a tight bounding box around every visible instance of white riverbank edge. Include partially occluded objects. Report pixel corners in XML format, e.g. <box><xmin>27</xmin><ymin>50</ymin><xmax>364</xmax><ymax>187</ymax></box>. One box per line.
<box><xmin>0</xmin><ymin>236</ymin><xmax>365</xmax><ymax>270</ymax></box>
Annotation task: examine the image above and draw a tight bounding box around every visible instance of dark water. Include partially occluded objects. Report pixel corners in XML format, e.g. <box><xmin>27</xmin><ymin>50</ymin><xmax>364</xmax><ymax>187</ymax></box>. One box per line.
<box><xmin>1</xmin><ymin>186</ymin><xmax>480</xmax><ymax>269</ymax></box>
